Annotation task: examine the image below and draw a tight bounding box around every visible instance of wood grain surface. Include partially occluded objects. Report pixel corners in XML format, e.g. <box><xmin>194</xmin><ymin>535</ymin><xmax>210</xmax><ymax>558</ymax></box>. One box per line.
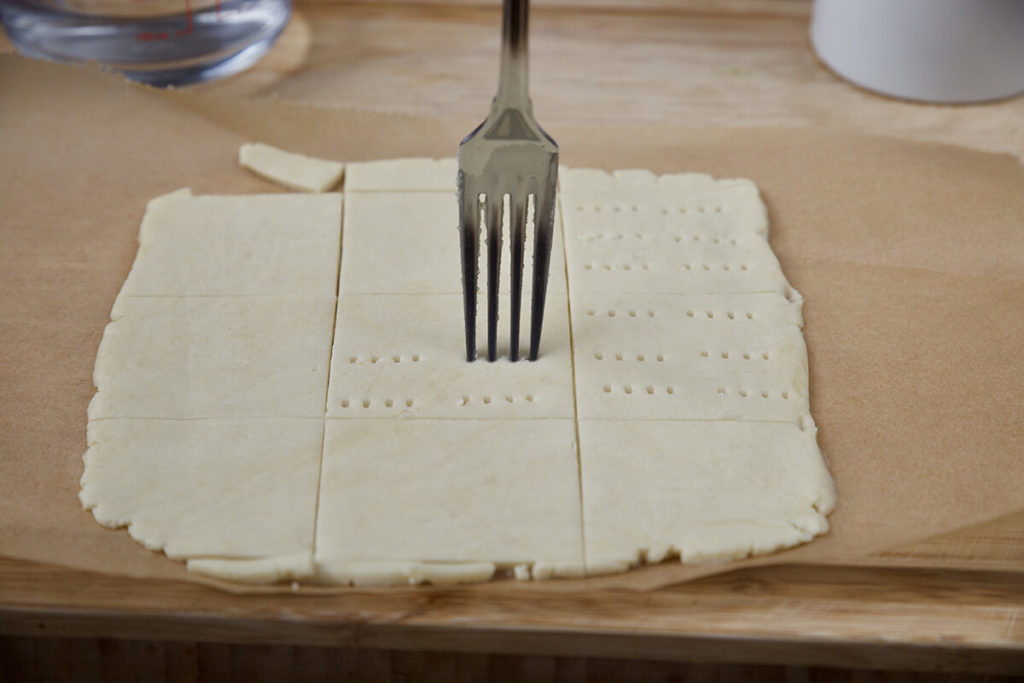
<box><xmin>2</xmin><ymin>0</ymin><xmax>1023</xmax><ymax>676</ymax></box>
<box><xmin>3</xmin><ymin>557</ymin><xmax>1024</xmax><ymax>674</ymax></box>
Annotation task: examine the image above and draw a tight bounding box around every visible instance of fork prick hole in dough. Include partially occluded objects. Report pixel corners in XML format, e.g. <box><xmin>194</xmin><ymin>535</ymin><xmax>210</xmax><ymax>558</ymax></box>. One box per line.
<box><xmin>666</xmin><ymin>386</ymin><xmax>675</xmax><ymax>395</ymax></box>
<box><xmin>603</xmin><ymin>385</ymin><xmax>612</xmax><ymax>393</ymax></box>
<box><xmin>385</xmin><ymin>399</ymin><xmax>394</xmax><ymax>407</ymax></box>
<box><xmin>594</xmin><ymin>352</ymin><xmax>604</xmax><ymax>360</ymax></box>
<box><xmin>645</xmin><ymin>386</ymin><xmax>654</xmax><ymax>395</ymax></box>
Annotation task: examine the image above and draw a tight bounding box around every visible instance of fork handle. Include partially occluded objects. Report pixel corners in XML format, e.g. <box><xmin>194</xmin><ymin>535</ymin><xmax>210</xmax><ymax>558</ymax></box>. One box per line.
<box><xmin>495</xmin><ymin>0</ymin><xmax>531</xmax><ymax>110</ymax></box>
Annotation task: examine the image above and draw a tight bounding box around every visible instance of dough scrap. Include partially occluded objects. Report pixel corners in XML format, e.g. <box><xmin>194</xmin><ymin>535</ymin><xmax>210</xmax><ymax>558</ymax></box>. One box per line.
<box><xmin>239</xmin><ymin>142</ymin><xmax>344</xmax><ymax>193</ymax></box>
<box><xmin>187</xmin><ymin>553</ymin><xmax>317</xmax><ymax>583</ymax></box>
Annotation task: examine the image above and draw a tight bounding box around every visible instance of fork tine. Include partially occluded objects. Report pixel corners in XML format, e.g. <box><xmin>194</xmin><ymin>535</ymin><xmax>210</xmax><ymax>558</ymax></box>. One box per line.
<box><xmin>528</xmin><ymin>172</ymin><xmax>557</xmax><ymax>361</ymax></box>
<box><xmin>508</xmin><ymin>188</ymin><xmax>527</xmax><ymax>361</ymax></box>
<box><xmin>458</xmin><ymin>172</ymin><xmax>480</xmax><ymax>362</ymax></box>
<box><xmin>485</xmin><ymin>193</ymin><xmax>504</xmax><ymax>362</ymax></box>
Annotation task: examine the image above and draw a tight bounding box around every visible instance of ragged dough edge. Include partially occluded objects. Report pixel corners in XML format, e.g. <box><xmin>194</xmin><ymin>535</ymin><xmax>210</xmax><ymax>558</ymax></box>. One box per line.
<box><xmin>315</xmin><ymin>559</ymin><xmax>496</xmax><ymax>587</ymax></box>
<box><xmin>239</xmin><ymin>142</ymin><xmax>345</xmax><ymax>193</ymax></box>
<box><xmin>188</xmin><ymin>552</ymin><xmax>316</xmax><ymax>583</ymax></box>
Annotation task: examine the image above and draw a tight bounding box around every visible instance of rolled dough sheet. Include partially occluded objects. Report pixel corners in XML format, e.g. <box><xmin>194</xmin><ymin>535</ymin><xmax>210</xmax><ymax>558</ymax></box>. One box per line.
<box><xmin>80</xmin><ymin>158</ymin><xmax>834</xmax><ymax>586</ymax></box>
<box><xmin>239</xmin><ymin>142</ymin><xmax>345</xmax><ymax>193</ymax></box>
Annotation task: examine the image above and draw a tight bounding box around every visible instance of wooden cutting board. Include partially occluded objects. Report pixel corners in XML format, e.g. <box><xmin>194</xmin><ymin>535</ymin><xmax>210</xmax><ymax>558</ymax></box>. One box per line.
<box><xmin>2</xmin><ymin>0</ymin><xmax>1024</xmax><ymax>665</ymax></box>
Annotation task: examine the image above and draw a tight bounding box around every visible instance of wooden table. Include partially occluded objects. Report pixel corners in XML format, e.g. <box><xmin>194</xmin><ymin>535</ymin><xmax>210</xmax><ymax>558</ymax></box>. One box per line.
<box><xmin>2</xmin><ymin>1</ymin><xmax>1023</xmax><ymax>679</ymax></box>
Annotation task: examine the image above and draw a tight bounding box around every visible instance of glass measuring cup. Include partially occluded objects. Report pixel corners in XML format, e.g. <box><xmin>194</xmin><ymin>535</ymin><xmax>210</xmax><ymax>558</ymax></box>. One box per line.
<box><xmin>0</xmin><ymin>0</ymin><xmax>291</xmax><ymax>86</ymax></box>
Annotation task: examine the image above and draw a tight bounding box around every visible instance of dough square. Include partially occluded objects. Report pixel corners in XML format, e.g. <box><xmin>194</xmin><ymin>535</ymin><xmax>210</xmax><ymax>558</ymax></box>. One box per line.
<box><xmin>560</xmin><ymin>169</ymin><xmax>767</xmax><ymax>238</ymax></box>
<box><xmin>326</xmin><ymin>294</ymin><xmax>574</xmax><ymax>419</ymax></box>
<box><xmin>569</xmin><ymin>293</ymin><xmax>809</xmax><ymax>423</ymax></box>
<box><xmin>120</xmin><ymin>190</ymin><xmax>342</xmax><ymax>297</ymax></box>
<box><xmin>90</xmin><ymin>295</ymin><xmax>336</xmax><ymax>419</ymax></box>
<box><xmin>561</xmin><ymin>169</ymin><xmax>786</xmax><ymax>294</ymax></box>
<box><xmin>345</xmin><ymin>157</ymin><xmax>457</xmax><ymax>192</ymax></box>
<box><xmin>316</xmin><ymin>419</ymin><xmax>584</xmax><ymax>568</ymax></box>
<box><xmin>81</xmin><ymin>418</ymin><xmax>323</xmax><ymax>560</ymax></box>
<box><xmin>339</xmin><ymin>190</ymin><xmax>566</xmax><ymax>296</ymax></box>
<box><xmin>578</xmin><ymin>419</ymin><xmax>835</xmax><ymax>570</ymax></box>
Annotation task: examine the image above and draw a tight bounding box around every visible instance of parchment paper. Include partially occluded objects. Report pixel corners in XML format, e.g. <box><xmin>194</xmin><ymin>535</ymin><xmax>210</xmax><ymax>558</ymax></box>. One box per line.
<box><xmin>1</xmin><ymin>56</ymin><xmax>1022</xmax><ymax>593</ymax></box>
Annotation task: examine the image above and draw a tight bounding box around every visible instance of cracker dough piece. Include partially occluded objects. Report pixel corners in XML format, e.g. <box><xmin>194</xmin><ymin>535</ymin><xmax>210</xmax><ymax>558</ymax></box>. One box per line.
<box><xmin>570</xmin><ymin>292</ymin><xmax>810</xmax><ymax>423</ymax></box>
<box><xmin>239</xmin><ymin>142</ymin><xmax>345</xmax><ymax>193</ymax></box>
<box><xmin>345</xmin><ymin>157</ymin><xmax>457</xmax><ymax>192</ymax></box>
<box><xmin>326</xmin><ymin>294</ymin><xmax>574</xmax><ymax>419</ymax></box>
<box><xmin>315</xmin><ymin>419</ymin><xmax>584</xmax><ymax>580</ymax></box>
<box><xmin>579</xmin><ymin>420</ymin><xmax>835</xmax><ymax>570</ymax></box>
<box><xmin>561</xmin><ymin>169</ymin><xmax>792</xmax><ymax>295</ymax></box>
<box><xmin>120</xmin><ymin>189</ymin><xmax>342</xmax><ymax>297</ymax></box>
<box><xmin>81</xmin><ymin>418</ymin><xmax>323</xmax><ymax>560</ymax></box>
<box><xmin>89</xmin><ymin>295</ymin><xmax>336</xmax><ymax>419</ymax></box>
<box><xmin>338</xmin><ymin>190</ymin><xmax>566</xmax><ymax>297</ymax></box>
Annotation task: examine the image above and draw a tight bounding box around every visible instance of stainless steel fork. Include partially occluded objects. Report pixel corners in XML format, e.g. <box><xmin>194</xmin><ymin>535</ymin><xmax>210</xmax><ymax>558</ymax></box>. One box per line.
<box><xmin>457</xmin><ymin>0</ymin><xmax>558</xmax><ymax>362</ymax></box>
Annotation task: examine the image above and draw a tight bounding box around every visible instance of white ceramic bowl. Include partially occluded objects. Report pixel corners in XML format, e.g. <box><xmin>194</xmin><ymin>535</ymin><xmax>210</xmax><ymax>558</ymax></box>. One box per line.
<box><xmin>811</xmin><ymin>0</ymin><xmax>1024</xmax><ymax>103</ymax></box>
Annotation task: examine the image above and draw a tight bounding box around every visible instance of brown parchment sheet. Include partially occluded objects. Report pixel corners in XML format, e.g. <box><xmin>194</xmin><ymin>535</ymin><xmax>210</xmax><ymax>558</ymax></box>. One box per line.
<box><xmin>1</xmin><ymin>56</ymin><xmax>1023</xmax><ymax>594</ymax></box>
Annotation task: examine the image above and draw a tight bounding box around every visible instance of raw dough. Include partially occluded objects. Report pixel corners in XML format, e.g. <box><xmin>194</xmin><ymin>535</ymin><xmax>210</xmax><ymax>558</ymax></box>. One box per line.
<box><xmin>239</xmin><ymin>142</ymin><xmax>344</xmax><ymax>193</ymax></box>
<box><xmin>89</xmin><ymin>295</ymin><xmax>337</xmax><ymax>420</ymax></box>
<box><xmin>80</xmin><ymin>158</ymin><xmax>835</xmax><ymax>586</ymax></box>
<box><xmin>562</xmin><ymin>168</ymin><xmax>833</xmax><ymax>570</ymax></box>
<box><xmin>81</xmin><ymin>418</ymin><xmax>323</xmax><ymax>560</ymax></box>
<box><xmin>315</xmin><ymin>419</ymin><xmax>584</xmax><ymax>585</ymax></box>
<box><xmin>120</xmin><ymin>189</ymin><xmax>342</xmax><ymax>297</ymax></box>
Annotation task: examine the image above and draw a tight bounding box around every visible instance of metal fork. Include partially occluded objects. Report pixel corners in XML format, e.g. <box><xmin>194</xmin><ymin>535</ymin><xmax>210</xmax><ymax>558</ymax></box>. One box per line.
<box><xmin>457</xmin><ymin>0</ymin><xmax>558</xmax><ymax>362</ymax></box>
